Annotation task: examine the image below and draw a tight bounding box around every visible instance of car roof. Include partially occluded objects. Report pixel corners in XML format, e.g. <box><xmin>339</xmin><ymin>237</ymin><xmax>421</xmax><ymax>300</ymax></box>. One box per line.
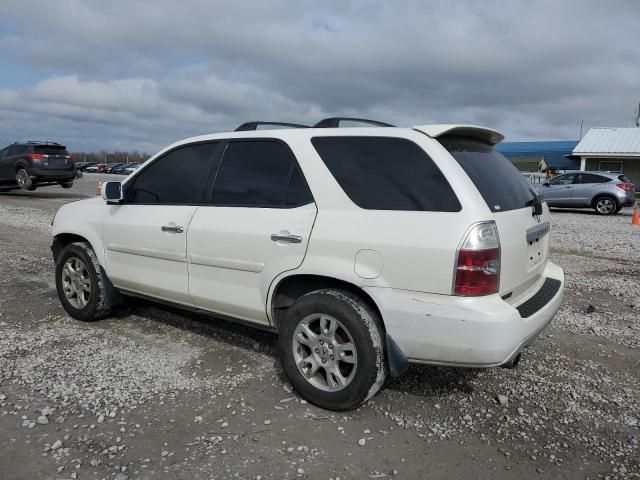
<box><xmin>166</xmin><ymin>123</ymin><xmax>505</xmax><ymax>152</ymax></box>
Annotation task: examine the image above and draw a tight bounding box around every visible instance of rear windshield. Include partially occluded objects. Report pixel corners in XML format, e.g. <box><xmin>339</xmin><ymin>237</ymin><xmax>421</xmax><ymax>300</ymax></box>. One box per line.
<box><xmin>311</xmin><ymin>136</ymin><xmax>461</xmax><ymax>212</ymax></box>
<box><xmin>618</xmin><ymin>174</ymin><xmax>633</xmax><ymax>183</ymax></box>
<box><xmin>35</xmin><ymin>145</ymin><xmax>69</xmax><ymax>156</ymax></box>
<box><xmin>439</xmin><ymin>135</ymin><xmax>536</xmax><ymax>213</ymax></box>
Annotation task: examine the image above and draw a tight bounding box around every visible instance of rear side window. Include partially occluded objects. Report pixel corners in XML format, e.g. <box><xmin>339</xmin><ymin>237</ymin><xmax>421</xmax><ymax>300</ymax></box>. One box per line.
<box><xmin>440</xmin><ymin>136</ymin><xmax>536</xmax><ymax>213</ymax></box>
<box><xmin>35</xmin><ymin>145</ymin><xmax>69</xmax><ymax>156</ymax></box>
<box><xmin>579</xmin><ymin>173</ymin><xmax>610</xmax><ymax>184</ymax></box>
<box><xmin>211</xmin><ymin>140</ymin><xmax>313</xmax><ymax>208</ymax></box>
<box><xmin>311</xmin><ymin>136</ymin><xmax>460</xmax><ymax>211</ymax></box>
<box><xmin>8</xmin><ymin>145</ymin><xmax>28</xmax><ymax>156</ymax></box>
<box><xmin>128</xmin><ymin>142</ymin><xmax>219</xmax><ymax>204</ymax></box>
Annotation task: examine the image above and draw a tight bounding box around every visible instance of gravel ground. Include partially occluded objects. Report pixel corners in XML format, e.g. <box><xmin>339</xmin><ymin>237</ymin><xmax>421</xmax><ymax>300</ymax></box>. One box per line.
<box><xmin>0</xmin><ymin>177</ymin><xmax>638</xmax><ymax>479</ymax></box>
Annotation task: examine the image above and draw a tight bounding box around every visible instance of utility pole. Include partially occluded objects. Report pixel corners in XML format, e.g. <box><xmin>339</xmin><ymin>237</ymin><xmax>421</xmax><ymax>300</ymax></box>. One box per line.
<box><xmin>579</xmin><ymin>120</ymin><xmax>584</xmax><ymax>140</ymax></box>
<box><xmin>635</xmin><ymin>102</ymin><xmax>640</xmax><ymax>127</ymax></box>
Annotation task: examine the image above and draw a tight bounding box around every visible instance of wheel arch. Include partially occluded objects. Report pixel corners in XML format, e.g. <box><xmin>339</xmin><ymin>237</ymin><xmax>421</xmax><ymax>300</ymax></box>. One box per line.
<box><xmin>52</xmin><ymin>233</ymin><xmax>92</xmax><ymax>263</ymax></box>
<box><xmin>269</xmin><ymin>273</ymin><xmax>385</xmax><ymax>332</ymax></box>
<box><xmin>591</xmin><ymin>193</ymin><xmax>619</xmax><ymax>211</ymax></box>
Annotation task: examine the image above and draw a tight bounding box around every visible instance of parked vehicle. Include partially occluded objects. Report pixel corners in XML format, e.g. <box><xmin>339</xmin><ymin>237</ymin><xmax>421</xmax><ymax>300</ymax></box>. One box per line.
<box><xmin>534</xmin><ymin>171</ymin><xmax>635</xmax><ymax>215</ymax></box>
<box><xmin>85</xmin><ymin>163</ymin><xmax>103</xmax><ymax>173</ymax></box>
<box><xmin>51</xmin><ymin>119</ymin><xmax>564</xmax><ymax>410</ymax></box>
<box><xmin>75</xmin><ymin>162</ymin><xmax>98</xmax><ymax>171</ymax></box>
<box><xmin>123</xmin><ymin>164</ymin><xmax>140</xmax><ymax>175</ymax></box>
<box><xmin>0</xmin><ymin>141</ymin><xmax>75</xmax><ymax>191</ymax></box>
<box><xmin>112</xmin><ymin>163</ymin><xmax>138</xmax><ymax>174</ymax></box>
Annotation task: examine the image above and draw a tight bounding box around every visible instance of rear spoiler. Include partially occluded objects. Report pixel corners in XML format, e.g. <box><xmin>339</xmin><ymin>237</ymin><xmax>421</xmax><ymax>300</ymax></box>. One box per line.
<box><xmin>413</xmin><ymin>124</ymin><xmax>504</xmax><ymax>146</ymax></box>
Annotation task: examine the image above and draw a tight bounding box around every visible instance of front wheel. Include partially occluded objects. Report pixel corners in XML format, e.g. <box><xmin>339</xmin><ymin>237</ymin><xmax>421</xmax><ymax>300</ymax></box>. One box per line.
<box><xmin>55</xmin><ymin>242</ymin><xmax>116</xmax><ymax>321</ymax></box>
<box><xmin>594</xmin><ymin>196</ymin><xmax>618</xmax><ymax>215</ymax></box>
<box><xmin>278</xmin><ymin>289</ymin><xmax>386</xmax><ymax>411</ymax></box>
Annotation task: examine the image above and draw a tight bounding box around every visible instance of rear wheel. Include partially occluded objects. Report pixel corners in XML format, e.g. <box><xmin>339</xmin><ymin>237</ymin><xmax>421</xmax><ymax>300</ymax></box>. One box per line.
<box><xmin>15</xmin><ymin>168</ymin><xmax>35</xmax><ymax>191</ymax></box>
<box><xmin>593</xmin><ymin>196</ymin><xmax>618</xmax><ymax>215</ymax></box>
<box><xmin>278</xmin><ymin>289</ymin><xmax>386</xmax><ymax>411</ymax></box>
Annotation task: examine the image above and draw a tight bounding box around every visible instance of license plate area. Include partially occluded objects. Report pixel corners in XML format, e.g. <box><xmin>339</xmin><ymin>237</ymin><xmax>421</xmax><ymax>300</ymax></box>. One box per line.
<box><xmin>45</xmin><ymin>157</ymin><xmax>67</xmax><ymax>168</ymax></box>
<box><xmin>526</xmin><ymin>222</ymin><xmax>550</xmax><ymax>270</ymax></box>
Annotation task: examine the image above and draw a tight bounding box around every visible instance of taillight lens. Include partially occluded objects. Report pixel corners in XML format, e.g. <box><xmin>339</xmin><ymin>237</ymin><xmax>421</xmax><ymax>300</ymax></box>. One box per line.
<box><xmin>617</xmin><ymin>182</ymin><xmax>634</xmax><ymax>192</ymax></box>
<box><xmin>454</xmin><ymin>222</ymin><xmax>500</xmax><ymax>296</ymax></box>
<box><xmin>29</xmin><ymin>153</ymin><xmax>47</xmax><ymax>160</ymax></box>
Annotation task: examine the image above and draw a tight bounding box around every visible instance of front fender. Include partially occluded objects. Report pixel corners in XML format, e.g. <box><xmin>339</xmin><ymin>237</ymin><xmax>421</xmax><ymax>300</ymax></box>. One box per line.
<box><xmin>52</xmin><ymin>198</ymin><xmax>109</xmax><ymax>268</ymax></box>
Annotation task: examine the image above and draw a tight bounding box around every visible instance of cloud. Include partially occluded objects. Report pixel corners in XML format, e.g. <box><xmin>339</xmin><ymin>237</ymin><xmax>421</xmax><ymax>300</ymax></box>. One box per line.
<box><xmin>0</xmin><ymin>0</ymin><xmax>639</xmax><ymax>151</ymax></box>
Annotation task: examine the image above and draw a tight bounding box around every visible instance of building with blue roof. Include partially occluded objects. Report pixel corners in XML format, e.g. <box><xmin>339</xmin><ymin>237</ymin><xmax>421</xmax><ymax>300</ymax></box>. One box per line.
<box><xmin>497</xmin><ymin>140</ymin><xmax>579</xmax><ymax>171</ymax></box>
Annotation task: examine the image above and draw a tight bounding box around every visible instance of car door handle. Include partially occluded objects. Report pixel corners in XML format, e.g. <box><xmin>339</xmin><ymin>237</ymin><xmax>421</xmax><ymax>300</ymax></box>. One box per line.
<box><xmin>161</xmin><ymin>224</ymin><xmax>184</xmax><ymax>233</ymax></box>
<box><xmin>271</xmin><ymin>233</ymin><xmax>302</xmax><ymax>243</ymax></box>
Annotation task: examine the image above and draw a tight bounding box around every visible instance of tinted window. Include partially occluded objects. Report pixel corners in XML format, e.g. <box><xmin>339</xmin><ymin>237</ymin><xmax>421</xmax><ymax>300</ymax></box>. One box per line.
<box><xmin>440</xmin><ymin>136</ymin><xmax>537</xmax><ymax>212</ymax></box>
<box><xmin>285</xmin><ymin>165</ymin><xmax>314</xmax><ymax>207</ymax></box>
<box><xmin>128</xmin><ymin>142</ymin><xmax>218</xmax><ymax>204</ymax></box>
<box><xmin>35</xmin><ymin>145</ymin><xmax>69</xmax><ymax>156</ymax></box>
<box><xmin>579</xmin><ymin>173</ymin><xmax>610</xmax><ymax>184</ymax></box>
<box><xmin>312</xmin><ymin>136</ymin><xmax>460</xmax><ymax>211</ymax></box>
<box><xmin>8</xmin><ymin>145</ymin><xmax>23</xmax><ymax>156</ymax></box>
<box><xmin>549</xmin><ymin>174</ymin><xmax>577</xmax><ymax>185</ymax></box>
<box><xmin>211</xmin><ymin>141</ymin><xmax>296</xmax><ymax>207</ymax></box>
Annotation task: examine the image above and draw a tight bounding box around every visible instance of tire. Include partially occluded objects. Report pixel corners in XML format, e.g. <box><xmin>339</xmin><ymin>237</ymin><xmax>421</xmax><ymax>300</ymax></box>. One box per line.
<box><xmin>15</xmin><ymin>168</ymin><xmax>34</xmax><ymax>191</ymax></box>
<box><xmin>55</xmin><ymin>242</ymin><xmax>117</xmax><ymax>321</ymax></box>
<box><xmin>60</xmin><ymin>182</ymin><xmax>73</xmax><ymax>189</ymax></box>
<box><xmin>593</xmin><ymin>196</ymin><xmax>618</xmax><ymax>215</ymax></box>
<box><xmin>278</xmin><ymin>289</ymin><xmax>386</xmax><ymax>411</ymax></box>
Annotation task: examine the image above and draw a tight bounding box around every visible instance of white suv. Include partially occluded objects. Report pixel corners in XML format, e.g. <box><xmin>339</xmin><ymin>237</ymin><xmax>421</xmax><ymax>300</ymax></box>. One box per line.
<box><xmin>51</xmin><ymin>118</ymin><xmax>564</xmax><ymax>411</ymax></box>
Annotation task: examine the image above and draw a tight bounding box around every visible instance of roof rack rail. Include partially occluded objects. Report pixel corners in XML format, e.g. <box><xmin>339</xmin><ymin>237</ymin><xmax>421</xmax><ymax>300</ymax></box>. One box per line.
<box><xmin>234</xmin><ymin>121</ymin><xmax>310</xmax><ymax>131</ymax></box>
<box><xmin>313</xmin><ymin>117</ymin><xmax>395</xmax><ymax>128</ymax></box>
<box><xmin>26</xmin><ymin>140</ymin><xmax>62</xmax><ymax>145</ymax></box>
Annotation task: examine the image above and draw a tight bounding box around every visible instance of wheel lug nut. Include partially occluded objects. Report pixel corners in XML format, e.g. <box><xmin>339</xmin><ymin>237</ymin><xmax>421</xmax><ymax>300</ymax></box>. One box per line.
<box><xmin>330</xmin><ymin>355</ymin><xmax>334</xmax><ymax>360</ymax></box>
<box><xmin>314</xmin><ymin>348</ymin><xmax>319</xmax><ymax>354</ymax></box>
<box><xmin>321</xmin><ymin>359</ymin><xmax>326</xmax><ymax>364</ymax></box>
<box><xmin>319</xmin><ymin>340</ymin><xmax>324</xmax><ymax>345</ymax></box>
<box><xmin>328</xmin><ymin>344</ymin><xmax>333</xmax><ymax>349</ymax></box>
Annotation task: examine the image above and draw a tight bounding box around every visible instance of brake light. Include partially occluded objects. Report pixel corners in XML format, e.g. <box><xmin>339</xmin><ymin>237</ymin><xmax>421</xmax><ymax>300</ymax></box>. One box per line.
<box><xmin>454</xmin><ymin>222</ymin><xmax>500</xmax><ymax>296</ymax></box>
<box><xmin>617</xmin><ymin>182</ymin><xmax>634</xmax><ymax>192</ymax></box>
<box><xmin>29</xmin><ymin>153</ymin><xmax>48</xmax><ymax>160</ymax></box>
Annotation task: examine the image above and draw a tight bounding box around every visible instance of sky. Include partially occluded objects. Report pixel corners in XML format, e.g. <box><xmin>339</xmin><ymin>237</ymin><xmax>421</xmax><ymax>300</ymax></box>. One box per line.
<box><xmin>0</xmin><ymin>0</ymin><xmax>639</xmax><ymax>153</ymax></box>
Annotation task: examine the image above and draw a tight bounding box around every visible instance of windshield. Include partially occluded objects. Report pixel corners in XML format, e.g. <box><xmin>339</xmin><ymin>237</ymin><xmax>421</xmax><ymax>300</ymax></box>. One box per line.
<box><xmin>439</xmin><ymin>135</ymin><xmax>537</xmax><ymax>213</ymax></box>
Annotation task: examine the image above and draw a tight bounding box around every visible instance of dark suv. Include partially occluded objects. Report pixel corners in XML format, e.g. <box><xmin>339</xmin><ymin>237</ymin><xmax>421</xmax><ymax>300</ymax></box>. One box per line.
<box><xmin>0</xmin><ymin>141</ymin><xmax>76</xmax><ymax>191</ymax></box>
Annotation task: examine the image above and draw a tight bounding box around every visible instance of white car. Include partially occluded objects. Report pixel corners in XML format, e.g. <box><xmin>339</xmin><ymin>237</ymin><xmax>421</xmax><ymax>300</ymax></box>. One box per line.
<box><xmin>51</xmin><ymin>118</ymin><xmax>564</xmax><ymax>410</ymax></box>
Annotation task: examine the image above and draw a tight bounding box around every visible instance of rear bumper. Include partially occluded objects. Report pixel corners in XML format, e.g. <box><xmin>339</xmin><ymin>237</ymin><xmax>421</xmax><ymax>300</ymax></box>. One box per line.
<box><xmin>27</xmin><ymin>167</ymin><xmax>76</xmax><ymax>181</ymax></box>
<box><xmin>365</xmin><ymin>261</ymin><xmax>564</xmax><ymax>367</ymax></box>
<box><xmin>621</xmin><ymin>194</ymin><xmax>636</xmax><ymax>207</ymax></box>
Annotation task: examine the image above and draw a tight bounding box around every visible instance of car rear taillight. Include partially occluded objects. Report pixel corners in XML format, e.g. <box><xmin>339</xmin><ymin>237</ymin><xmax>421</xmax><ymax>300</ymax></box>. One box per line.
<box><xmin>454</xmin><ymin>222</ymin><xmax>500</xmax><ymax>296</ymax></box>
<box><xmin>29</xmin><ymin>153</ymin><xmax>48</xmax><ymax>160</ymax></box>
<box><xmin>617</xmin><ymin>182</ymin><xmax>634</xmax><ymax>192</ymax></box>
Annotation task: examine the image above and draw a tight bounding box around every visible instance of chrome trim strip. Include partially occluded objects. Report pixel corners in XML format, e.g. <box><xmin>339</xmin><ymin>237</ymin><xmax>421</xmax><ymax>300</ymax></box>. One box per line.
<box><xmin>526</xmin><ymin>222</ymin><xmax>551</xmax><ymax>243</ymax></box>
<box><xmin>188</xmin><ymin>254</ymin><xmax>264</xmax><ymax>273</ymax></box>
<box><xmin>106</xmin><ymin>244</ymin><xmax>186</xmax><ymax>263</ymax></box>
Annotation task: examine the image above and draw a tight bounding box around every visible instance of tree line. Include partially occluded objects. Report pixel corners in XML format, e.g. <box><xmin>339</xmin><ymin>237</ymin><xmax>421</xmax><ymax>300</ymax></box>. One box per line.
<box><xmin>70</xmin><ymin>151</ymin><xmax>151</xmax><ymax>164</ymax></box>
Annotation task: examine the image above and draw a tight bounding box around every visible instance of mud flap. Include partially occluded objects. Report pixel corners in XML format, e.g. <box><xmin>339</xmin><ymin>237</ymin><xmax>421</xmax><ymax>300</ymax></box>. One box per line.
<box><xmin>386</xmin><ymin>334</ymin><xmax>409</xmax><ymax>378</ymax></box>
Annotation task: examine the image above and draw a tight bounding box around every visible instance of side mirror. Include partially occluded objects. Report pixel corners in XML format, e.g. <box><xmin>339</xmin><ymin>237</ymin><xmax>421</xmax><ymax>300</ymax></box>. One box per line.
<box><xmin>542</xmin><ymin>182</ymin><xmax>550</xmax><ymax>187</ymax></box>
<box><xmin>101</xmin><ymin>181</ymin><xmax>123</xmax><ymax>203</ymax></box>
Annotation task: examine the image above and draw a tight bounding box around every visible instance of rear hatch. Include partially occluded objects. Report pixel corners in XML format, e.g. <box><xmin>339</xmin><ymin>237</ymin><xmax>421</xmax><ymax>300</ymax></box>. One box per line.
<box><xmin>35</xmin><ymin>145</ymin><xmax>72</xmax><ymax>169</ymax></box>
<box><xmin>438</xmin><ymin>136</ymin><xmax>550</xmax><ymax>301</ymax></box>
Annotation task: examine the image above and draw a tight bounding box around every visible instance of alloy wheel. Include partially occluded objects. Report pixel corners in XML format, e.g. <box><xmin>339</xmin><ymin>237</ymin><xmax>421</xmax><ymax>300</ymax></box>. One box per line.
<box><xmin>596</xmin><ymin>198</ymin><xmax>615</xmax><ymax>214</ymax></box>
<box><xmin>61</xmin><ymin>257</ymin><xmax>92</xmax><ymax>309</ymax></box>
<box><xmin>292</xmin><ymin>313</ymin><xmax>358</xmax><ymax>392</ymax></box>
